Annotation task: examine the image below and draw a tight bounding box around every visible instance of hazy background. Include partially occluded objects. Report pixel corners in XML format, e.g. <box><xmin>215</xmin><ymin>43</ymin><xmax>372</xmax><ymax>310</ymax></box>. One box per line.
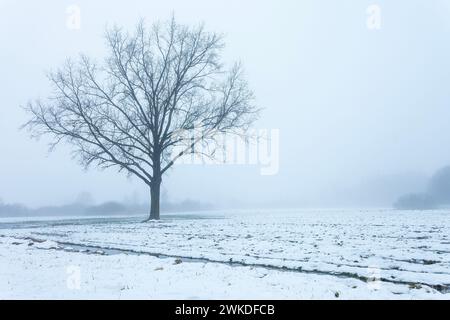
<box><xmin>1</xmin><ymin>0</ymin><xmax>450</xmax><ymax>210</ymax></box>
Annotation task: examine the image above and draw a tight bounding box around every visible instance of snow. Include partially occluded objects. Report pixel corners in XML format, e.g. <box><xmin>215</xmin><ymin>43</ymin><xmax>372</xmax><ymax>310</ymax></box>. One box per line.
<box><xmin>0</xmin><ymin>208</ymin><xmax>449</xmax><ymax>299</ymax></box>
<box><xmin>34</xmin><ymin>240</ymin><xmax>59</xmax><ymax>250</ymax></box>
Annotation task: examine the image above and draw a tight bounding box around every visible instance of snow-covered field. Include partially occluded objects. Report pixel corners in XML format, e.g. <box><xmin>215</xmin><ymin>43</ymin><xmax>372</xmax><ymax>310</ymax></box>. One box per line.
<box><xmin>1</xmin><ymin>209</ymin><xmax>449</xmax><ymax>299</ymax></box>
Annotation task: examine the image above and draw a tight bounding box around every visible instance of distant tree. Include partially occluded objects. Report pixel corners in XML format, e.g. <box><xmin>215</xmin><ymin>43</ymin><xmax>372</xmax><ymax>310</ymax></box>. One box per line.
<box><xmin>393</xmin><ymin>193</ymin><xmax>436</xmax><ymax>210</ymax></box>
<box><xmin>74</xmin><ymin>191</ymin><xmax>95</xmax><ymax>206</ymax></box>
<box><xmin>24</xmin><ymin>18</ymin><xmax>259</xmax><ymax>220</ymax></box>
<box><xmin>85</xmin><ymin>201</ymin><xmax>126</xmax><ymax>215</ymax></box>
<box><xmin>428</xmin><ymin>166</ymin><xmax>450</xmax><ymax>204</ymax></box>
<box><xmin>0</xmin><ymin>201</ymin><xmax>30</xmax><ymax>217</ymax></box>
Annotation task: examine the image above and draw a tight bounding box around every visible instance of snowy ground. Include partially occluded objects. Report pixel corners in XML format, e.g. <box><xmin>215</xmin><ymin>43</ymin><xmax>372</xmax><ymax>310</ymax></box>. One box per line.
<box><xmin>1</xmin><ymin>209</ymin><xmax>449</xmax><ymax>299</ymax></box>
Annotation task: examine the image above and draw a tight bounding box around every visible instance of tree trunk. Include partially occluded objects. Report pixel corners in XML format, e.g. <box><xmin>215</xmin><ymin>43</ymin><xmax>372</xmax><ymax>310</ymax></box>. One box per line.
<box><xmin>148</xmin><ymin>178</ymin><xmax>161</xmax><ymax>220</ymax></box>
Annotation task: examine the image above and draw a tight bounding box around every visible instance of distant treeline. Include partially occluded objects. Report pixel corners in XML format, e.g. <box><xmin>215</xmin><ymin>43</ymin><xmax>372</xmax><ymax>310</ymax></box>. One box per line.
<box><xmin>394</xmin><ymin>166</ymin><xmax>450</xmax><ymax>210</ymax></box>
<box><xmin>0</xmin><ymin>198</ymin><xmax>213</xmax><ymax>217</ymax></box>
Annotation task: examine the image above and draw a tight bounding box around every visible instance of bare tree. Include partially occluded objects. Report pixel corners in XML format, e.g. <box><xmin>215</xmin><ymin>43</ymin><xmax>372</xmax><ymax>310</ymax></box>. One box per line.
<box><xmin>24</xmin><ymin>18</ymin><xmax>259</xmax><ymax>221</ymax></box>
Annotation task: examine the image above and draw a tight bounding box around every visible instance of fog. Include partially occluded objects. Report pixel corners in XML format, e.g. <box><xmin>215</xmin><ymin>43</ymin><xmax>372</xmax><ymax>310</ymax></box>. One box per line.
<box><xmin>1</xmin><ymin>0</ymin><xmax>450</xmax><ymax>209</ymax></box>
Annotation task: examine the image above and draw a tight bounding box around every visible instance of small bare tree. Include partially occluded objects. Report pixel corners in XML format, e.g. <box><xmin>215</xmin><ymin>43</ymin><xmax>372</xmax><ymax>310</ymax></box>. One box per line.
<box><xmin>24</xmin><ymin>18</ymin><xmax>259</xmax><ymax>221</ymax></box>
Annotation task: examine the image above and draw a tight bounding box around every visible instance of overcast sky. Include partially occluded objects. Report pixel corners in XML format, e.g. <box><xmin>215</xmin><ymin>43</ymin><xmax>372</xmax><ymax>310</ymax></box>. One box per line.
<box><xmin>1</xmin><ymin>0</ymin><xmax>450</xmax><ymax>208</ymax></box>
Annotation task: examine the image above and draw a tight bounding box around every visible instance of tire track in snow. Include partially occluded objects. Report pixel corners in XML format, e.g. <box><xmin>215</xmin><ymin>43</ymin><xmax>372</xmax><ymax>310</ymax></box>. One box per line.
<box><xmin>5</xmin><ymin>234</ymin><xmax>450</xmax><ymax>294</ymax></box>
